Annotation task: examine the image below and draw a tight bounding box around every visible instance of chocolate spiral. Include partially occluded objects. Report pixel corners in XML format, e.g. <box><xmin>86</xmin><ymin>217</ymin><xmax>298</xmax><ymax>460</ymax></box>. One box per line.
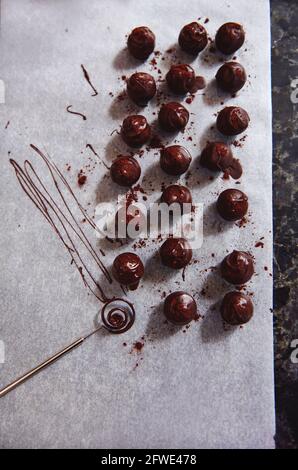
<box><xmin>101</xmin><ymin>298</ymin><xmax>135</xmax><ymax>334</ymax></box>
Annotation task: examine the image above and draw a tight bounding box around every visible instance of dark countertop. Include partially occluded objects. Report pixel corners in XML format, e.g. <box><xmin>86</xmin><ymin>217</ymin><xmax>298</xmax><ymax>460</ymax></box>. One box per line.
<box><xmin>271</xmin><ymin>0</ymin><xmax>298</xmax><ymax>449</ymax></box>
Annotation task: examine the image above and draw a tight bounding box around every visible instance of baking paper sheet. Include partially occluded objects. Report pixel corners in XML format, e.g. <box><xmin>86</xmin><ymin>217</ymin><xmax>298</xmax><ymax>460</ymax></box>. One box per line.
<box><xmin>0</xmin><ymin>0</ymin><xmax>274</xmax><ymax>448</ymax></box>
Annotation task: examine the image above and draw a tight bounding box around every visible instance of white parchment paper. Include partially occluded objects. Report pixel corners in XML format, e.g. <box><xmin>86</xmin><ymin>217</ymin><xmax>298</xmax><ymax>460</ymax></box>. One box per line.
<box><xmin>0</xmin><ymin>0</ymin><xmax>274</xmax><ymax>448</ymax></box>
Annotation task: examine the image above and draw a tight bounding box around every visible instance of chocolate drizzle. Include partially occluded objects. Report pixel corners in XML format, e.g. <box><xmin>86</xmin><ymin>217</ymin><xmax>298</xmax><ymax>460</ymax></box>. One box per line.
<box><xmin>86</xmin><ymin>143</ymin><xmax>110</xmax><ymax>169</ymax></box>
<box><xmin>81</xmin><ymin>64</ymin><xmax>98</xmax><ymax>97</ymax></box>
<box><xmin>10</xmin><ymin>145</ymin><xmax>112</xmax><ymax>303</ymax></box>
<box><xmin>66</xmin><ymin>105</ymin><xmax>87</xmax><ymax>121</ymax></box>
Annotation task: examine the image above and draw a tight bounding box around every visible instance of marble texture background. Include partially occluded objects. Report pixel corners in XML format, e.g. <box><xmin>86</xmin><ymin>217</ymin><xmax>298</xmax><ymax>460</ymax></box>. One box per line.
<box><xmin>271</xmin><ymin>0</ymin><xmax>298</xmax><ymax>449</ymax></box>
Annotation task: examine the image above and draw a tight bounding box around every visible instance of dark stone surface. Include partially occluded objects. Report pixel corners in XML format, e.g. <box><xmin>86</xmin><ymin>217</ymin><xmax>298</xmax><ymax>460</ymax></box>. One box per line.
<box><xmin>271</xmin><ymin>0</ymin><xmax>298</xmax><ymax>449</ymax></box>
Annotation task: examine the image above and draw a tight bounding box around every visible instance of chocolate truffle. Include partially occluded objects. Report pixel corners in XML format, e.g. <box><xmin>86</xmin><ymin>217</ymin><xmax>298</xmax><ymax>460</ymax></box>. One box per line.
<box><xmin>121</xmin><ymin>115</ymin><xmax>151</xmax><ymax>147</ymax></box>
<box><xmin>200</xmin><ymin>142</ymin><xmax>242</xmax><ymax>179</ymax></box>
<box><xmin>164</xmin><ymin>291</ymin><xmax>198</xmax><ymax>325</ymax></box>
<box><xmin>178</xmin><ymin>22</ymin><xmax>208</xmax><ymax>55</ymax></box>
<box><xmin>215</xmin><ymin>22</ymin><xmax>245</xmax><ymax>55</ymax></box>
<box><xmin>112</xmin><ymin>252</ymin><xmax>144</xmax><ymax>290</ymax></box>
<box><xmin>127</xmin><ymin>72</ymin><xmax>156</xmax><ymax>106</ymax></box>
<box><xmin>160</xmin><ymin>237</ymin><xmax>192</xmax><ymax>269</ymax></box>
<box><xmin>115</xmin><ymin>203</ymin><xmax>146</xmax><ymax>239</ymax></box>
<box><xmin>158</xmin><ymin>102</ymin><xmax>189</xmax><ymax>132</ymax></box>
<box><xmin>127</xmin><ymin>26</ymin><xmax>155</xmax><ymax>60</ymax></box>
<box><xmin>221</xmin><ymin>250</ymin><xmax>254</xmax><ymax>285</ymax></box>
<box><xmin>166</xmin><ymin>64</ymin><xmax>196</xmax><ymax>94</ymax></box>
<box><xmin>110</xmin><ymin>155</ymin><xmax>141</xmax><ymax>187</ymax></box>
<box><xmin>216</xmin><ymin>106</ymin><xmax>250</xmax><ymax>136</ymax></box>
<box><xmin>220</xmin><ymin>292</ymin><xmax>253</xmax><ymax>325</ymax></box>
<box><xmin>160</xmin><ymin>145</ymin><xmax>192</xmax><ymax>176</ymax></box>
<box><xmin>217</xmin><ymin>189</ymin><xmax>248</xmax><ymax>221</ymax></box>
<box><xmin>161</xmin><ymin>184</ymin><xmax>192</xmax><ymax>206</ymax></box>
<box><xmin>216</xmin><ymin>62</ymin><xmax>247</xmax><ymax>94</ymax></box>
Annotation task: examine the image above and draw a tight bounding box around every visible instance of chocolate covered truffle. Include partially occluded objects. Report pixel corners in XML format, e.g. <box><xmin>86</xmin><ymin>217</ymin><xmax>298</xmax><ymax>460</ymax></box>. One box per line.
<box><xmin>164</xmin><ymin>291</ymin><xmax>198</xmax><ymax>325</ymax></box>
<box><xmin>127</xmin><ymin>26</ymin><xmax>155</xmax><ymax>60</ymax></box>
<box><xmin>217</xmin><ymin>189</ymin><xmax>248</xmax><ymax>221</ymax></box>
<box><xmin>221</xmin><ymin>250</ymin><xmax>254</xmax><ymax>285</ymax></box>
<box><xmin>216</xmin><ymin>62</ymin><xmax>247</xmax><ymax>94</ymax></box>
<box><xmin>160</xmin><ymin>237</ymin><xmax>192</xmax><ymax>269</ymax></box>
<box><xmin>178</xmin><ymin>22</ymin><xmax>208</xmax><ymax>55</ymax></box>
<box><xmin>158</xmin><ymin>102</ymin><xmax>189</xmax><ymax>132</ymax></box>
<box><xmin>160</xmin><ymin>145</ymin><xmax>192</xmax><ymax>176</ymax></box>
<box><xmin>200</xmin><ymin>142</ymin><xmax>242</xmax><ymax>179</ymax></box>
<box><xmin>166</xmin><ymin>64</ymin><xmax>196</xmax><ymax>94</ymax></box>
<box><xmin>215</xmin><ymin>22</ymin><xmax>245</xmax><ymax>55</ymax></box>
<box><xmin>220</xmin><ymin>292</ymin><xmax>254</xmax><ymax>325</ymax></box>
<box><xmin>115</xmin><ymin>204</ymin><xmax>145</xmax><ymax>239</ymax></box>
<box><xmin>112</xmin><ymin>252</ymin><xmax>144</xmax><ymax>290</ymax></box>
<box><xmin>127</xmin><ymin>72</ymin><xmax>156</xmax><ymax>106</ymax></box>
<box><xmin>121</xmin><ymin>115</ymin><xmax>151</xmax><ymax>147</ymax></box>
<box><xmin>110</xmin><ymin>155</ymin><xmax>141</xmax><ymax>187</ymax></box>
<box><xmin>161</xmin><ymin>184</ymin><xmax>192</xmax><ymax>206</ymax></box>
<box><xmin>216</xmin><ymin>106</ymin><xmax>250</xmax><ymax>136</ymax></box>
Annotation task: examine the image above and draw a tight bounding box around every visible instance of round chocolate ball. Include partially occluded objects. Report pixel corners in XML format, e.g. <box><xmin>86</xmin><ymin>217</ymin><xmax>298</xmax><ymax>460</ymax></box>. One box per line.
<box><xmin>178</xmin><ymin>22</ymin><xmax>208</xmax><ymax>55</ymax></box>
<box><xmin>127</xmin><ymin>26</ymin><xmax>155</xmax><ymax>60</ymax></box>
<box><xmin>164</xmin><ymin>291</ymin><xmax>198</xmax><ymax>325</ymax></box>
<box><xmin>115</xmin><ymin>204</ymin><xmax>146</xmax><ymax>239</ymax></box>
<box><xmin>127</xmin><ymin>72</ymin><xmax>156</xmax><ymax>106</ymax></box>
<box><xmin>112</xmin><ymin>252</ymin><xmax>144</xmax><ymax>290</ymax></box>
<box><xmin>220</xmin><ymin>292</ymin><xmax>254</xmax><ymax>325</ymax></box>
<box><xmin>121</xmin><ymin>115</ymin><xmax>151</xmax><ymax>147</ymax></box>
<box><xmin>200</xmin><ymin>142</ymin><xmax>242</xmax><ymax>180</ymax></box>
<box><xmin>221</xmin><ymin>250</ymin><xmax>254</xmax><ymax>285</ymax></box>
<box><xmin>160</xmin><ymin>145</ymin><xmax>192</xmax><ymax>176</ymax></box>
<box><xmin>160</xmin><ymin>237</ymin><xmax>192</xmax><ymax>269</ymax></box>
<box><xmin>215</xmin><ymin>22</ymin><xmax>245</xmax><ymax>55</ymax></box>
<box><xmin>161</xmin><ymin>185</ymin><xmax>192</xmax><ymax>206</ymax></box>
<box><xmin>166</xmin><ymin>64</ymin><xmax>196</xmax><ymax>94</ymax></box>
<box><xmin>216</xmin><ymin>62</ymin><xmax>247</xmax><ymax>94</ymax></box>
<box><xmin>158</xmin><ymin>102</ymin><xmax>189</xmax><ymax>132</ymax></box>
<box><xmin>110</xmin><ymin>155</ymin><xmax>141</xmax><ymax>187</ymax></box>
<box><xmin>216</xmin><ymin>106</ymin><xmax>250</xmax><ymax>136</ymax></box>
<box><xmin>217</xmin><ymin>189</ymin><xmax>248</xmax><ymax>221</ymax></box>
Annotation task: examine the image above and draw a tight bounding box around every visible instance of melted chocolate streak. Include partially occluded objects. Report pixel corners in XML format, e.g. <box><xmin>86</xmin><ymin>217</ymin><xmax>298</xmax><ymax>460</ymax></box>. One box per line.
<box><xmin>10</xmin><ymin>145</ymin><xmax>112</xmax><ymax>304</ymax></box>
<box><xmin>66</xmin><ymin>105</ymin><xmax>87</xmax><ymax>121</ymax></box>
<box><xmin>86</xmin><ymin>143</ymin><xmax>110</xmax><ymax>170</ymax></box>
<box><xmin>81</xmin><ymin>64</ymin><xmax>98</xmax><ymax>97</ymax></box>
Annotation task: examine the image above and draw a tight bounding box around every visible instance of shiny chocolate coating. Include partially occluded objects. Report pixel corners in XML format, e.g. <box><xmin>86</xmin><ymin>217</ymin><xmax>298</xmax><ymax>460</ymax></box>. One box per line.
<box><xmin>220</xmin><ymin>291</ymin><xmax>254</xmax><ymax>325</ymax></box>
<box><xmin>161</xmin><ymin>184</ymin><xmax>192</xmax><ymax>206</ymax></box>
<box><xmin>200</xmin><ymin>142</ymin><xmax>242</xmax><ymax>180</ymax></box>
<box><xmin>164</xmin><ymin>291</ymin><xmax>198</xmax><ymax>325</ymax></box>
<box><xmin>112</xmin><ymin>252</ymin><xmax>144</xmax><ymax>290</ymax></box>
<box><xmin>110</xmin><ymin>155</ymin><xmax>141</xmax><ymax>187</ymax></box>
<box><xmin>160</xmin><ymin>145</ymin><xmax>192</xmax><ymax>176</ymax></box>
<box><xmin>221</xmin><ymin>250</ymin><xmax>254</xmax><ymax>285</ymax></box>
<box><xmin>215</xmin><ymin>22</ymin><xmax>245</xmax><ymax>55</ymax></box>
<box><xmin>216</xmin><ymin>62</ymin><xmax>247</xmax><ymax>94</ymax></box>
<box><xmin>217</xmin><ymin>189</ymin><xmax>248</xmax><ymax>221</ymax></box>
<box><xmin>127</xmin><ymin>72</ymin><xmax>156</xmax><ymax>106</ymax></box>
<box><xmin>216</xmin><ymin>106</ymin><xmax>250</xmax><ymax>136</ymax></box>
<box><xmin>160</xmin><ymin>237</ymin><xmax>192</xmax><ymax>269</ymax></box>
<box><xmin>178</xmin><ymin>22</ymin><xmax>208</xmax><ymax>55</ymax></box>
<box><xmin>127</xmin><ymin>26</ymin><xmax>155</xmax><ymax>60</ymax></box>
<box><xmin>115</xmin><ymin>204</ymin><xmax>145</xmax><ymax>239</ymax></box>
<box><xmin>158</xmin><ymin>102</ymin><xmax>189</xmax><ymax>132</ymax></box>
<box><xmin>121</xmin><ymin>115</ymin><xmax>151</xmax><ymax>147</ymax></box>
<box><xmin>166</xmin><ymin>64</ymin><xmax>196</xmax><ymax>94</ymax></box>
